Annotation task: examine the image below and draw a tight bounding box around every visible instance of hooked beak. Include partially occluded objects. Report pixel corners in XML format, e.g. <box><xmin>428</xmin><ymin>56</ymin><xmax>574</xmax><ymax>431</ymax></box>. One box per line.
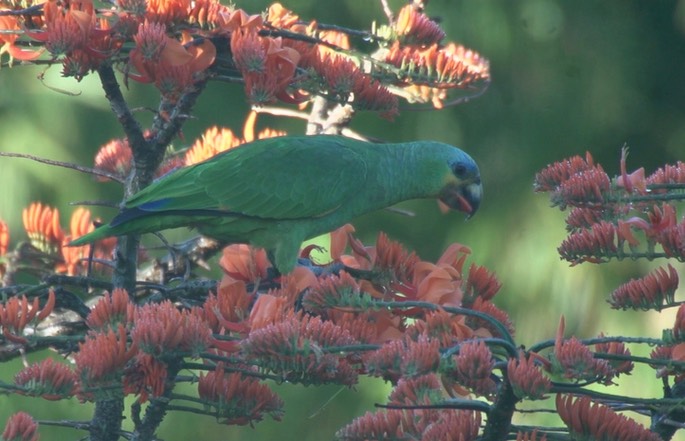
<box><xmin>439</xmin><ymin>179</ymin><xmax>482</xmax><ymax>219</ymax></box>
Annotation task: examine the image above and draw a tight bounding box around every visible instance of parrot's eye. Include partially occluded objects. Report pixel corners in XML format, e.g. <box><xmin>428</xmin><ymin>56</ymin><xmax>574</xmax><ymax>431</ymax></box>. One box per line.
<box><xmin>452</xmin><ymin>162</ymin><xmax>468</xmax><ymax>177</ymax></box>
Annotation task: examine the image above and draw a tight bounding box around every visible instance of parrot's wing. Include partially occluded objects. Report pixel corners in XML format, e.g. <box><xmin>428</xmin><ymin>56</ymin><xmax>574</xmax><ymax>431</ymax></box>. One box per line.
<box><xmin>123</xmin><ymin>136</ymin><xmax>368</xmax><ymax>221</ymax></box>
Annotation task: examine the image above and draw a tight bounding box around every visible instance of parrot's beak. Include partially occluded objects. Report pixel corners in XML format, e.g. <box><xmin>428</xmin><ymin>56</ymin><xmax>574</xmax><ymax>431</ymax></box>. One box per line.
<box><xmin>439</xmin><ymin>179</ymin><xmax>482</xmax><ymax>219</ymax></box>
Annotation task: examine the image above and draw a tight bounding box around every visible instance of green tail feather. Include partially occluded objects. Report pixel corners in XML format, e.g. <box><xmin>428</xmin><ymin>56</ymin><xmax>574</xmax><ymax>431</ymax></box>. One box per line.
<box><xmin>68</xmin><ymin>224</ymin><xmax>117</xmax><ymax>246</ymax></box>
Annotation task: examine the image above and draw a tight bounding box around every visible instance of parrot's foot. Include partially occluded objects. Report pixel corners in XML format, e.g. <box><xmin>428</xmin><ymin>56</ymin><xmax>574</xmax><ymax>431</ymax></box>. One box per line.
<box><xmin>294</xmin><ymin>258</ymin><xmax>379</xmax><ymax>281</ymax></box>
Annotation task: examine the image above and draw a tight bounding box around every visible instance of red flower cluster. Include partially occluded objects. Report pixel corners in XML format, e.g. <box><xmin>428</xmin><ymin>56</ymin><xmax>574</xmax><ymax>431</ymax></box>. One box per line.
<box><xmin>1</xmin><ymin>0</ymin><xmax>488</xmax><ymax>113</ymax></box>
<box><xmin>1</xmin><ymin>412</ymin><xmax>39</xmax><ymax>441</ymax></box>
<box><xmin>0</xmin><ymin>290</ymin><xmax>55</xmax><ymax>344</ymax></box>
<box><xmin>336</xmin><ymin>408</ymin><xmax>481</xmax><ymax>441</ymax></box>
<box><xmin>198</xmin><ymin>363</ymin><xmax>284</xmax><ymax>425</ymax></box>
<box><xmin>557</xmin><ymin>394</ymin><xmax>662</xmax><ymax>441</ymax></box>
<box><xmin>536</xmin><ymin>152</ymin><xmax>685</xmax><ymax>265</ymax></box>
<box><xmin>507</xmin><ymin>351</ymin><xmax>551</xmax><ymax>400</ymax></box>
<box><xmin>0</xmin><ymin>202</ymin><xmax>115</xmax><ymax>277</ymax></box>
<box><xmin>551</xmin><ymin>317</ymin><xmax>631</xmax><ymax>384</ymax></box>
<box><xmin>609</xmin><ymin>264</ymin><xmax>679</xmax><ymax>310</ymax></box>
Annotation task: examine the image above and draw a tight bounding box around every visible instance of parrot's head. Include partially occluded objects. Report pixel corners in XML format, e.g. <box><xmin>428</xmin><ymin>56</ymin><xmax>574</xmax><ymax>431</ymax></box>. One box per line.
<box><xmin>438</xmin><ymin>152</ymin><xmax>482</xmax><ymax>218</ymax></box>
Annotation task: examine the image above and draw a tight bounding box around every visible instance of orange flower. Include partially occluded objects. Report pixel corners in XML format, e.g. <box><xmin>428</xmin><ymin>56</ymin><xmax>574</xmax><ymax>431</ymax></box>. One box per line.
<box><xmin>647</xmin><ymin>160</ymin><xmax>685</xmax><ymax>188</ymax></box>
<box><xmin>565</xmin><ymin>207</ymin><xmax>608</xmax><ymax>230</ymax></box>
<box><xmin>557</xmin><ymin>394</ymin><xmax>662</xmax><ymax>441</ymax></box>
<box><xmin>187</xmin><ymin>0</ymin><xmax>233</xmax><ymax>30</ymax></box>
<box><xmin>202</xmin><ymin>279</ymin><xmax>252</xmax><ymax>333</ymax></box>
<box><xmin>266</xmin><ymin>3</ymin><xmax>300</xmax><ymax>29</ymax></box>
<box><xmin>59</xmin><ymin>207</ymin><xmax>91</xmax><ymax>275</ymax></box>
<box><xmin>230</xmin><ymin>29</ymin><xmax>303</xmax><ymax>105</ymax></box>
<box><xmin>412</xmin><ymin>261</ymin><xmax>462</xmax><ymax>306</ymax></box>
<box><xmin>307</xmin><ymin>50</ymin><xmax>399</xmax><ymax>116</ymax></box>
<box><xmin>365</xmin><ymin>335</ymin><xmax>440</xmax><ymax>382</ymax></box>
<box><xmin>314</xmin><ymin>53</ymin><xmax>361</xmax><ymax>97</ymax></box>
<box><xmin>651</xmin><ymin>343</ymin><xmax>685</xmax><ymax>377</ymax></box>
<box><xmin>248</xmin><ymin>294</ymin><xmax>289</xmax><ymax>331</ymax></box>
<box><xmin>558</xmin><ymin>221</ymin><xmax>617</xmax><ymax>264</ymax></box>
<box><xmin>337</xmin><ymin>407</ymin><xmax>480</xmax><ymax>441</ymax></box>
<box><xmin>319</xmin><ymin>30</ymin><xmax>351</xmax><ymax>51</ymax></box>
<box><xmin>220</xmin><ymin>8</ymin><xmax>263</xmax><ymax>33</ymax></box>
<box><xmin>553</xmin><ymin>167</ymin><xmax>611</xmax><ymax>209</ymax></box>
<box><xmin>435</xmin><ymin>242</ymin><xmax>471</xmax><ymax>272</ymax></box>
<box><xmin>117</xmin><ymin>0</ymin><xmax>147</xmax><ymax>17</ymax></box>
<box><xmin>14</xmin><ymin>358</ymin><xmax>78</xmax><ymax>400</ymax></box>
<box><xmin>277</xmin><ymin>266</ymin><xmax>317</xmax><ymax>303</ymax></box>
<box><xmin>2</xmin><ymin>412</ymin><xmax>39</xmax><ymax>441</ymax></box>
<box><xmin>0</xmin><ymin>16</ymin><xmax>43</xmax><ymax>61</ymax></box>
<box><xmin>394</xmin><ymin>5</ymin><xmax>445</xmax><ymax>45</ymax></box>
<box><xmin>552</xmin><ymin>316</ymin><xmax>612</xmax><ymax>382</ymax></box>
<box><xmin>124</xmin><ymin>354</ymin><xmax>169</xmax><ymax>402</ymax></box>
<box><xmin>0</xmin><ymin>290</ymin><xmax>55</xmax><ymax>344</ymax></box>
<box><xmin>131</xmin><ymin>300</ymin><xmax>211</xmax><ymax>357</ymax></box>
<box><xmin>406</xmin><ymin>309</ymin><xmax>473</xmax><ymax>348</ymax></box>
<box><xmin>616</xmin><ymin>146</ymin><xmax>647</xmax><ymax>194</ymax></box>
<box><xmin>302</xmin><ymin>271</ymin><xmax>366</xmax><ymax>314</ymax></box>
<box><xmin>674</xmin><ymin>303</ymin><xmax>685</xmax><ymax>341</ymax></box>
<box><xmin>335</xmin><ymin>409</ymin><xmax>424</xmax><ymax>440</ymax></box>
<box><xmin>594</xmin><ymin>334</ymin><xmax>634</xmax><ymax>377</ymax></box>
<box><xmin>467</xmin><ymin>298</ymin><xmax>512</xmax><ymax>339</ymax></box>
<box><xmin>659</xmin><ymin>220</ymin><xmax>685</xmax><ymax>260</ymax></box>
<box><xmin>198</xmin><ymin>363</ymin><xmax>284</xmax><ymax>425</ymax></box>
<box><xmin>219</xmin><ymin>244</ymin><xmax>270</xmax><ymax>284</ymax></box>
<box><xmin>388</xmin><ymin>373</ymin><xmax>442</xmax><ymax>406</ymax></box>
<box><xmin>145</xmin><ymin>0</ymin><xmax>190</xmax><ymax>25</ymax></box>
<box><xmin>464</xmin><ymin>263</ymin><xmax>502</xmax><ymax>303</ymax></box>
<box><xmin>609</xmin><ymin>264</ymin><xmax>678</xmax><ymax>311</ymax></box>
<box><xmin>329</xmin><ymin>310</ymin><xmax>401</xmax><ymax>344</ymax></box>
<box><xmin>421</xmin><ymin>411</ymin><xmax>481</xmax><ymax>441</ymax></box>
<box><xmin>0</xmin><ymin>219</ymin><xmax>8</xmax><ymax>257</ymax></box>
<box><xmin>230</xmin><ymin>27</ymin><xmax>267</xmax><ymax>73</ymax></box>
<box><xmin>94</xmin><ymin>137</ymin><xmax>132</xmax><ymax>180</ymax></box>
<box><xmin>129</xmin><ymin>29</ymin><xmax>215</xmax><ymax>100</ymax></box>
<box><xmin>507</xmin><ymin>351</ymin><xmax>551</xmax><ymax>400</ymax></box>
<box><xmin>133</xmin><ymin>20</ymin><xmax>168</xmax><ymax>61</ymax></box>
<box><xmin>86</xmin><ymin>288</ymin><xmax>135</xmax><ymax>331</ymax></box>
<box><xmin>648</xmin><ymin>203</ymin><xmax>678</xmax><ymax>240</ymax></box>
<box><xmin>185</xmin><ymin>126</ymin><xmax>243</xmax><ymax>165</ymax></box>
<box><xmin>241</xmin><ymin>313</ymin><xmax>359</xmax><ymax>385</ymax></box>
<box><xmin>534</xmin><ymin>152</ymin><xmax>595</xmax><ymax>192</ymax></box>
<box><xmin>45</xmin><ymin>8</ymin><xmax>85</xmax><ymax>56</ymax></box>
<box><xmin>74</xmin><ymin>325</ymin><xmax>137</xmax><ymax>395</ymax></box>
<box><xmin>328</xmin><ymin>223</ymin><xmax>356</xmax><ymax>262</ymax></box>
<box><xmin>350</xmin><ymin>73</ymin><xmax>399</xmax><ymax>118</ymax></box>
<box><xmin>59</xmin><ymin>207</ymin><xmax>115</xmax><ymax>275</ymax></box>
<box><xmin>23</xmin><ymin>202</ymin><xmax>65</xmax><ymax>254</ymax></box>
<box><xmin>449</xmin><ymin>340</ymin><xmax>496</xmax><ymax>397</ymax></box>
<box><xmin>373</xmin><ymin>232</ymin><xmax>420</xmax><ymax>284</ymax></box>
<box><xmin>155</xmin><ymin>154</ymin><xmax>185</xmax><ymax>177</ymax></box>
<box><xmin>385</xmin><ymin>41</ymin><xmax>489</xmax><ymax>108</ymax></box>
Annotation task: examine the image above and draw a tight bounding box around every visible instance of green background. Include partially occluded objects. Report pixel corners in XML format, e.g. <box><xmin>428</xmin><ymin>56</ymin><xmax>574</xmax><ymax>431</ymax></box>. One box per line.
<box><xmin>1</xmin><ymin>0</ymin><xmax>685</xmax><ymax>439</ymax></box>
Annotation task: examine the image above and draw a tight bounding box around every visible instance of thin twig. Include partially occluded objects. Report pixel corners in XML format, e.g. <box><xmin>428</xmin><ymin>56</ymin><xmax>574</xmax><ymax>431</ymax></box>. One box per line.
<box><xmin>0</xmin><ymin>152</ymin><xmax>124</xmax><ymax>183</ymax></box>
<box><xmin>254</xmin><ymin>105</ymin><xmax>368</xmax><ymax>140</ymax></box>
<box><xmin>379</xmin><ymin>0</ymin><xmax>394</xmax><ymax>23</ymax></box>
<box><xmin>0</xmin><ymin>4</ymin><xmax>43</xmax><ymax>16</ymax></box>
<box><xmin>69</xmin><ymin>200</ymin><xmax>120</xmax><ymax>208</ymax></box>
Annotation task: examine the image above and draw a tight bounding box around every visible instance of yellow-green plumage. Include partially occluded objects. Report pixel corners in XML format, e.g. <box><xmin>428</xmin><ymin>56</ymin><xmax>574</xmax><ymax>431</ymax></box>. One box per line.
<box><xmin>71</xmin><ymin>135</ymin><xmax>482</xmax><ymax>273</ymax></box>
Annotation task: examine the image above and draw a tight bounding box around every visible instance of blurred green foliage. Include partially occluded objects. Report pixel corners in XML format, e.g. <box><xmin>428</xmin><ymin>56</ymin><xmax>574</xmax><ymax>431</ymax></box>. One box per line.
<box><xmin>1</xmin><ymin>0</ymin><xmax>685</xmax><ymax>439</ymax></box>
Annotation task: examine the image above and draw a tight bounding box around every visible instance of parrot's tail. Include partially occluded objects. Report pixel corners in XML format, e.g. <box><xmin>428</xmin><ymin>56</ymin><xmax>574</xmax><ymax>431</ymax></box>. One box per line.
<box><xmin>68</xmin><ymin>224</ymin><xmax>116</xmax><ymax>246</ymax></box>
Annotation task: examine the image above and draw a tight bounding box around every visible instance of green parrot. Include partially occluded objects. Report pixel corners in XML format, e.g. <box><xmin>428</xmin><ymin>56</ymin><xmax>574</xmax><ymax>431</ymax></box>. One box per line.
<box><xmin>71</xmin><ymin>135</ymin><xmax>482</xmax><ymax>274</ymax></box>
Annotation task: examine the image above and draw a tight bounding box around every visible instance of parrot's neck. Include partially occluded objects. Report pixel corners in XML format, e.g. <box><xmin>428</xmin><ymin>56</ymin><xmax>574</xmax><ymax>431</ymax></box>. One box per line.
<box><xmin>373</xmin><ymin>142</ymin><xmax>445</xmax><ymax>204</ymax></box>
